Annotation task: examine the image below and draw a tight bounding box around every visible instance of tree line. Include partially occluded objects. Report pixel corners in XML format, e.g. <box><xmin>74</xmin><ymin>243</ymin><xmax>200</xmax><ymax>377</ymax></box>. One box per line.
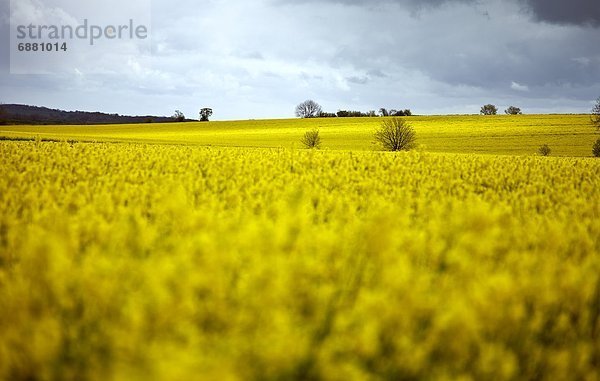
<box><xmin>295</xmin><ymin>100</ymin><xmax>412</xmax><ymax>119</ymax></box>
<box><xmin>0</xmin><ymin>104</ymin><xmax>186</xmax><ymax>125</ymax></box>
<box><xmin>295</xmin><ymin>100</ymin><xmax>530</xmax><ymax>119</ymax></box>
<box><xmin>480</xmin><ymin>104</ymin><xmax>522</xmax><ymax>115</ymax></box>
<box><xmin>0</xmin><ymin>104</ymin><xmax>216</xmax><ymax>125</ymax></box>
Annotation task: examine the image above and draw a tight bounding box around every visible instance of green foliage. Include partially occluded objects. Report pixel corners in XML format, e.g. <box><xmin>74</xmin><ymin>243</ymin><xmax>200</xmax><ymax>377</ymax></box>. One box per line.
<box><xmin>336</xmin><ymin>110</ymin><xmax>366</xmax><ymax>117</ymax></box>
<box><xmin>593</xmin><ymin>138</ymin><xmax>600</xmax><ymax>157</ymax></box>
<box><xmin>374</xmin><ymin>117</ymin><xmax>416</xmax><ymax>151</ymax></box>
<box><xmin>505</xmin><ymin>106</ymin><xmax>522</xmax><ymax>115</ymax></box>
<box><xmin>317</xmin><ymin>111</ymin><xmax>337</xmax><ymax>118</ymax></box>
<box><xmin>333</xmin><ymin>109</ymin><xmax>409</xmax><ymax>117</ymax></box>
<box><xmin>199</xmin><ymin>108</ymin><xmax>213</xmax><ymax>122</ymax></box>
<box><xmin>480</xmin><ymin>104</ymin><xmax>498</xmax><ymax>115</ymax></box>
<box><xmin>300</xmin><ymin>129</ymin><xmax>321</xmax><ymax>149</ymax></box>
<box><xmin>538</xmin><ymin>144</ymin><xmax>551</xmax><ymax>156</ymax></box>
<box><xmin>1</xmin><ymin>141</ymin><xmax>600</xmax><ymax>380</ymax></box>
<box><xmin>391</xmin><ymin>109</ymin><xmax>412</xmax><ymax>116</ymax></box>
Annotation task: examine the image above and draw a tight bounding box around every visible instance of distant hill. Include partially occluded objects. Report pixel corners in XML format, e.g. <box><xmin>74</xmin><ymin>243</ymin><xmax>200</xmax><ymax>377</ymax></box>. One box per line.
<box><xmin>0</xmin><ymin>104</ymin><xmax>194</xmax><ymax>125</ymax></box>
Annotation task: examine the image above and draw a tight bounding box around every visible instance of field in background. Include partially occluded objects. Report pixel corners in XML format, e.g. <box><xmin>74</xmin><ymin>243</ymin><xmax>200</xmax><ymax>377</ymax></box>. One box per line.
<box><xmin>0</xmin><ymin>114</ymin><xmax>597</xmax><ymax>156</ymax></box>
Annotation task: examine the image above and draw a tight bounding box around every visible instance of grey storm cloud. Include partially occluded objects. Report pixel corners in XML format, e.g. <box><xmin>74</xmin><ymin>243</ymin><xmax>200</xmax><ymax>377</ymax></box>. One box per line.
<box><xmin>272</xmin><ymin>0</ymin><xmax>477</xmax><ymax>10</ymax></box>
<box><xmin>277</xmin><ymin>0</ymin><xmax>600</xmax><ymax>27</ymax></box>
<box><xmin>520</xmin><ymin>0</ymin><xmax>600</xmax><ymax>27</ymax></box>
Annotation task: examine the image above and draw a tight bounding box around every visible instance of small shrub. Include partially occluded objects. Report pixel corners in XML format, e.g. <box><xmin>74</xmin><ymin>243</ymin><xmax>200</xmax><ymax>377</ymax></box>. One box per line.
<box><xmin>374</xmin><ymin>118</ymin><xmax>416</xmax><ymax>151</ymax></box>
<box><xmin>593</xmin><ymin>138</ymin><xmax>600</xmax><ymax>157</ymax></box>
<box><xmin>301</xmin><ymin>129</ymin><xmax>321</xmax><ymax>149</ymax></box>
<box><xmin>538</xmin><ymin>144</ymin><xmax>551</xmax><ymax>156</ymax></box>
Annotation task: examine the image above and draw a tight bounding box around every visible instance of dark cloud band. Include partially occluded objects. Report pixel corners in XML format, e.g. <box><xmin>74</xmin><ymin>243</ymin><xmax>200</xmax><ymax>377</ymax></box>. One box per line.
<box><xmin>520</xmin><ymin>0</ymin><xmax>600</xmax><ymax>27</ymax></box>
<box><xmin>272</xmin><ymin>0</ymin><xmax>476</xmax><ymax>9</ymax></box>
<box><xmin>275</xmin><ymin>0</ymin><xmax>599</xmax><ymax>27</ymax></box>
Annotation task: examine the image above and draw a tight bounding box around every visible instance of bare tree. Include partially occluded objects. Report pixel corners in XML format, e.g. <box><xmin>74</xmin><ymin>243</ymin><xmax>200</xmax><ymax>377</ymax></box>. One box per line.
<box><xmin>295</xmin><ymin>100</ymin><xmax>322</xmax><ymax>118</ymax></box>
<box><xmin>374</xmin><ymin>118</ymin><xmax>417</xmax><ymax>151</ymax></box>
<box><xmin>300</xmin><ymin>129</ymin><xmax>321</xmax><ymax>149</ymax></box>
<box><xmin>592</xmin><ymin>97</ymin><xmax>600</xmax><ymax>130</ymax></box>
<box><xmin>480</xmin><ymin>104</ymin><xmax>498</xmax><ymax>115</ymax></box>
<box><xmin>172</xmin><ymin>110</ymin><xmax>185</xmax><ymax>122</ymax></box>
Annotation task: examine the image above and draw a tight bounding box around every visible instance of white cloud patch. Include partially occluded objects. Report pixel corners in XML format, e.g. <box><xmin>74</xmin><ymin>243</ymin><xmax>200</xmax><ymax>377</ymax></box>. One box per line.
<box><xmin>511</xmin><ymin>81</ymin><xmax>529</xmax><ymax>92</ymax></box>
<box><xmin>9</xmin><ymin>0</ymin><xmax>151</xmax><ymax>74</ymax></box>
<box><xmin>10</xmin><ymin>0</ymin><xmax>77</xmax><ymax>26</ymax></box>
<box><xmin>572</xmin><ymin>57</ymin><xmax>591</xmax><ymax>66</ymax></box>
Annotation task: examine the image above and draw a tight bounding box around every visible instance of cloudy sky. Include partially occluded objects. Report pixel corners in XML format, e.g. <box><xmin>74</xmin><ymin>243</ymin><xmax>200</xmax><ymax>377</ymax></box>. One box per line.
<box><xmin>1</xmin><ymin>0</ymin><xmax>599</xmax><ymax>120</ymax></box>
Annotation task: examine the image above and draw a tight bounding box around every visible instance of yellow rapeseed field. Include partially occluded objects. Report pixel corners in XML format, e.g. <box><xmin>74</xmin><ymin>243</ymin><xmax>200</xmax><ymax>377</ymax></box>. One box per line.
<box><xmin>0</xmin><ymin>114</ymin><xmax>596</xmax><ymax>156</ymax></box>
<box><xmin>1</xmin><ymin>140</ymin><xmax>599</xmax><ymax>380</ymax></box>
